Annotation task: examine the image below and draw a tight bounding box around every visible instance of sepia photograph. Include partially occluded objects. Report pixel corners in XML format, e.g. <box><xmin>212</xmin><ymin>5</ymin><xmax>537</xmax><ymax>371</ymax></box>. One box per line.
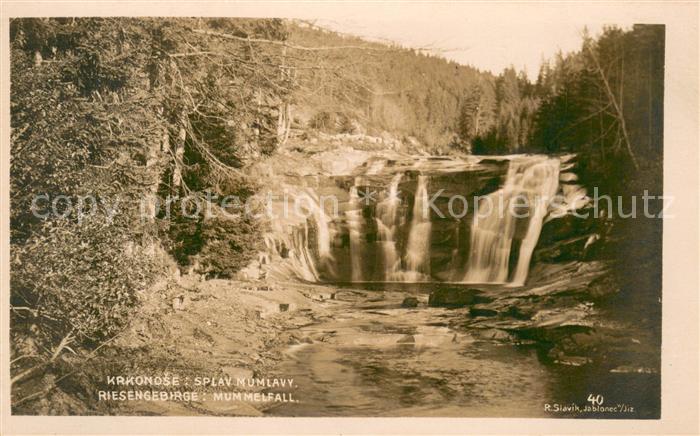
<box><xmin>1</xmin><ymin>1</ymin><xmax>698</xmax><ymax>434</ymax></box>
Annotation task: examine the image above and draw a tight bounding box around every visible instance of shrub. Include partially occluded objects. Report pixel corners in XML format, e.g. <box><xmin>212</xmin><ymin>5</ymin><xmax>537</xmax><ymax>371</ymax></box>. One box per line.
<box><xmin>198</xmin><ymin>215</ymin><xmax>261</xmax><ymax>277</ymax></box>
<box><xmin>159</xmin><ymin>196</ymin><xmax>261</xmax><ymax>278</ymax></box>
<box><xmin>11</xmin><ymin>215</ymin><xmax>156</xmax><ymax>345</ymax></box>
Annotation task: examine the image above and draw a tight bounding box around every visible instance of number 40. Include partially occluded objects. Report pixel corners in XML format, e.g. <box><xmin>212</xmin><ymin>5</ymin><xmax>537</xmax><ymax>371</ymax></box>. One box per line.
<box><xmin>587</xmin><ymin>394</ymin><xmax>604</xmax><ymax>405</ymax></box>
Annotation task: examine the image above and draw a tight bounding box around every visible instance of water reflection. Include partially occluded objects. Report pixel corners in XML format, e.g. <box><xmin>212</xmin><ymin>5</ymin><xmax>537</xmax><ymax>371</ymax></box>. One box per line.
<box><xmin>266</xmin><ymin>284</ymin><xmax>659</xmax><ymax>418</ymax></box>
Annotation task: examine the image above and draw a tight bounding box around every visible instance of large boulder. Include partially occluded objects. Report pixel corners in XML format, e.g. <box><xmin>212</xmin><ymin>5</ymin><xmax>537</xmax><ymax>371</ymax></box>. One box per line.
<box><xmin>401</xmin><ymin>297</ymin><xmax>419</xmax><ymax>308</ymax></box>
<box><xmin>534</xmin><ymin>213</ymin><xmax>605</xmax><ymax>262</ymax></box>
<box><xmin>539</xmin><ymin>213</ymin><xmax>597</xmax><ymax>246</ymax></box>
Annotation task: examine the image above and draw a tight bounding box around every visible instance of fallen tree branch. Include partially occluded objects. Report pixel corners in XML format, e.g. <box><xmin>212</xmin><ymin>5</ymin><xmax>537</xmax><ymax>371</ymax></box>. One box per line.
<box><xmin>13</xmin><ymin>331</ymin><xmax>125</xmax><ymax>408</ymax></box>
<box><xmin>11</xmin><ymin>329</ymin><xmax>75</xmax><ymax>386</ymax></box>
<box><xmin>193</xmin><ymin>29</ymin><xmax>391</xmax><ymax>52</ymax></box>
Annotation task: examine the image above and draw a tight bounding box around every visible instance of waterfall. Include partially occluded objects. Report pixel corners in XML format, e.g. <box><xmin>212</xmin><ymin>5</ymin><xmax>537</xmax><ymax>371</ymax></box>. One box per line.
<box><xmin>375</xmin><ymin>173</ymin><xmax>404</xmax><ymax>280</ymax></box>
<box><xmin>303</xmin><ymin>188</ymin><xmax>333</xmax><ymax>261</ymax></box>
<box><xmin>296</xmin><ymin>221</ymin><xmax>321</xmax><ymax>281</ymax></box>
<box><xmin>347</xmin><ymin>177</ymin><xmax>365</xmax><ymax>282</ymax></box>
<box><xmin>285</xmin><ymin>154</ymin><xmax>566</xmax><ymax>286</ymax></box>
<box><xmin>403</xmin><ymin>174</ymin><xmax>432</xmax><ymax>281</ymax></box>
<box><xmin>463</xmin><ymin>156</ymin><xmax>560</xmax><ymax>286</ymax></box>
<box><xmin>509</xmin><ymin>159</ymin><xmax>560</xmax><ymax>285</ymax></box>
<box><xmin>463</xmin><ymin>188</ymin><xmax>515</xmax><ymax>284</ymax></box>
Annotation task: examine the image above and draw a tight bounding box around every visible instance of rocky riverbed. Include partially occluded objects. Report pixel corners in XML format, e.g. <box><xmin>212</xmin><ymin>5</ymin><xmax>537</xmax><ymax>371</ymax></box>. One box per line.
<box><xmin>77</xmin><ymin>253</ymin><xmax>659</xmax><ymax>418</ymax></box>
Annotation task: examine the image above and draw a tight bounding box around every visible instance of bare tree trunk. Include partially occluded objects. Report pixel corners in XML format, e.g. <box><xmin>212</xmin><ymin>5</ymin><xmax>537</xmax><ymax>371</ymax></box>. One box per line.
<box><xmin>474</xmin><ymin>104</ymin><xmax>481</xmax><ymax>137</ymax></box>
<box><xmin>276</xmin><ymin>45</ymin><xmax>292</xmax><ymax>146</ymax></box>
<box><xmin>648</xmin><ymin>55</ymin><xmax>653</xmax><ymax>151</ymax></box>
<box><xmin>586</xmin><ymin>44</ymin><xmax>639</xmax><ymax>169</ymax></box>
<box><xmin>172</xmin><ymin>115</ymin><xmax>187</xmax><ymax>191</ymax></box>
<box><xmin>277</xmin><ymin>102</ymin><xmax>292</xmax><ymax>145</ymax></box>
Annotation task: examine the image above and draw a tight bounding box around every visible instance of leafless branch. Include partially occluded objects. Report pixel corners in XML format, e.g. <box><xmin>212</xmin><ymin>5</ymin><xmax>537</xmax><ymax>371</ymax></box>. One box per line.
<box><xmin>585</xmin><ymin>43</ymin><xmax>639</xmax><ymax>169</ymax></box>
<box><xmin>193</xmin><ymin>29</ymin><xmax>392</xmax><ymax>52</ymax></box>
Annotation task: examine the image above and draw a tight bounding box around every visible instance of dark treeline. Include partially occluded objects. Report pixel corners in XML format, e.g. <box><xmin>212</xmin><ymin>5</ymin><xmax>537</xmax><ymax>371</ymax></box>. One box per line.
<box><xmin>537</xmin><ymin>26</ymin><xmax>663</xmax><ymax>194</ymax></box>
<box><xmin>459</xmin><ymin>26</ymin><xmax>664</xmax><ymax>298</ymax></box>
<box><xmin>458</xmin><ymin>23</ymin><xmax>665</xmax><ymax>409</ymax></box>
<box><xmin>518</xmin><ymin>25</ymin><xmax>663</xmax><ymax>328</ymax></box>
<box><xmin>534</xmin><ymin>24</ymin><xmax>664</xmax><ymax>359</ymax></box>
<box><xmin>464</xmin><ymin>25</ymin><xmax>664</xmax><ymax>197</ymax></box>
<box><xmin>456</xmin><ymin>25</ymin><xmax>664</xmax><ymax>371</ymax></box>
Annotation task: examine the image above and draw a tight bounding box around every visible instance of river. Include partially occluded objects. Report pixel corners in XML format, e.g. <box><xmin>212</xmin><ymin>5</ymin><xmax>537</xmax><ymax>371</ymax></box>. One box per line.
<box><xmin>264</xmin><ymin>283</ymin><xmax>659</xmax><ymax>418</ymax></box>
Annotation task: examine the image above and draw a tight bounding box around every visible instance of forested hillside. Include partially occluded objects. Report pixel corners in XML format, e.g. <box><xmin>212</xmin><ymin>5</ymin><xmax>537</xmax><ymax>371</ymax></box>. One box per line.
<box><xmin>10</xmin><ymin>17</ymin><xmax>298</xmax><ymax>409</ymax></box>
<box><xmin>287</xmin><ymin>22</ymin><xmax>665</xmax><ymax>190</ymax></box>
<box><xmin>287</xmin><ymin>23</ymin><xmax>492</xmax><ymax>151</ymax></box>
<box><xmin>287</xmin><ymin>23</ymin><xmax>551</xmax><ymax>154</ymax></box>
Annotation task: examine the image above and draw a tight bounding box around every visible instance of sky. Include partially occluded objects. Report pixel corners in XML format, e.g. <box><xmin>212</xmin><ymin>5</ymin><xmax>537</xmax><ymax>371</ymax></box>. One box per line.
<box><xmin>314</xmin><ymin>17</ymin><xmax>632</xmax><ymax>81</ymax></box>
<box><xmin>242</xmin><ymin>2</ymin><xmax>640</xmax><ymax>82</ymax></box>
<box><xmin>201</xmin><ymin>2</ymin><xmax>651</xmax><ymax>81</ymax></box>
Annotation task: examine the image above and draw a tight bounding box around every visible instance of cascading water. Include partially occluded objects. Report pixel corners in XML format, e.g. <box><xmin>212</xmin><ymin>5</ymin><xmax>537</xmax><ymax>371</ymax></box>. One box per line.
<box><xmin>509</xmin><ymin>159</ymin><xmax>560</xmax><ymax>285</ymax></box>
<box><xmin>347</xmin><ymin>178</ymin><xmax>366</xmax><ymax>282</ymax></box>
<box><xmin>375</xmin><ymin>173</ymin><xmax>404</xmax><ymax>281</ymax></box>
<box><xmin>402</xmin><ymin>174</ymin><xmax>432</xmax><ymax>281</ymax></box>
<box><xmin>304</xmin><ymin>188</ymin><xmax>333</xmax><ymax>262</ymax></box>
<box><xmin>463</xmin><ymin>157</ymin><xmax>560</xmax><ymax>286</ymax></box>
<box><xmin>263</xmin><ymin>187</ymin><xmax>337</xmax><ymax>282</ymax></box>
<box><xmin>297</xmin><ymin>221</ymin><xmax>321</xmax><ymax>281</ymax></box>
<box><xmin>463</xmin><ymin>187</ymin><xmax>516</xmax><ymax>284</ymax></box>
<box><xmin>283</xmin><ymin>154</ymin><xmax>568</xmax><ymax>286</ymax></box>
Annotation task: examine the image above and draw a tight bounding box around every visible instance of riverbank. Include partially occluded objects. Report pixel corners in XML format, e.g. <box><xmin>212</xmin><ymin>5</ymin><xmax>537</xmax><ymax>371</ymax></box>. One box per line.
<box><xmin>102</xmin><ymin>275</ymin><xmax>339</xmax><ymax>416</ymax></box>
<box><xmin>54</xmin><ymin>254</ymin><xmax>657</xmax><ymax>418</ymax></box>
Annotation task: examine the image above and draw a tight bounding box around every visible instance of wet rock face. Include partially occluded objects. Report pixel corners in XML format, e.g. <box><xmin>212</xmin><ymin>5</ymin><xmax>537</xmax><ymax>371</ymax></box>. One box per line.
<box><xmin>401</xmin><ymin>297</ymin><xmax>419</xmax><ymax>308</ymax></box>
<box><xmin>533</xmin><ymin>212</ymin><xmax>604</xmax><ymax>263</ymax></box>
<box><xmin>586</xmin><ymin>274</ymin><xmax>620</xmax><ymax>299</ymax></box>
<box><xmin>265</xmin><ymin>151</ymin><xmax>595</xmax><ymax>286</ymax></box>
<box><xmin>469</xmin><ymin>307</ymin><xmax>498</xmax><ymax>317</ymax></box>
<box><xmin>540</xmin><ymin>212</ymin><xmax>597</xmax><ymax>243</ymax></box>
<box><xmin>503</xmin><ymin>305</ymin><xmax>534</xmax><ymax>320</ymax></box>
<box><xmin>428</xmin><ymin>288</ymin><xmax>491</xmax><ymax>308</ymax></box>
